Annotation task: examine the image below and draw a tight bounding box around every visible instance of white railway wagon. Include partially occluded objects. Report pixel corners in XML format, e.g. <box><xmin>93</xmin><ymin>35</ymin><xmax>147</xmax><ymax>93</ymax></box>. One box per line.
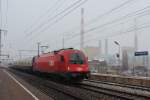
<box><xmin>12</xmin><ymin>57</ymin><xmax>33</xmax><ymax>70</ymax></box>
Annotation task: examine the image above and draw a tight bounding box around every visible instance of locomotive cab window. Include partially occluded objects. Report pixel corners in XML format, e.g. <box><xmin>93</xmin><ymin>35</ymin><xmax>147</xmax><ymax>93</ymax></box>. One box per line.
<box><xmin>69</xmin><ymin>53</ymin><xmax>85</xmax><ymax>64</ymax></box>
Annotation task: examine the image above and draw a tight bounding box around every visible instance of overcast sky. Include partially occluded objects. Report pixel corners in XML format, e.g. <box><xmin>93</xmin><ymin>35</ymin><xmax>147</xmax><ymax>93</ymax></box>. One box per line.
<box><xmin>1</xmin><ymin>0</ymin><xmax>150</xmax><ymax>59</ymax></box>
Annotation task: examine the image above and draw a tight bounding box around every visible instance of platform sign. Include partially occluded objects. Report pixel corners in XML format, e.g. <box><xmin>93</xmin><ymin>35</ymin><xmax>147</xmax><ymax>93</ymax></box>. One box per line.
<box><xmin>134</xmin><ymin>51</ymin><xmax>148</xmax><ymax>56</ymax></box>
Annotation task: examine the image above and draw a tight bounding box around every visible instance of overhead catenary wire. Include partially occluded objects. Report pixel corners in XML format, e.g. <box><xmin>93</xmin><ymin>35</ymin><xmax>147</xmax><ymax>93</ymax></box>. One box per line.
<box><xmin>65</xmin><ymin>5</ymin><xmax>150</xmax><ymax>41</ymax></box>
<box><xmin>0</xmin><ymin>0</ymin><xmax>2</xmax><ymax>28</ymax></box>
<box><xmin>63</xmin><ymin>0</ymin><xmax>134</xmax><ymax>38</ymax></box>
<box><xmin>40</xmin><ymin>6</ymin><xmax>150</xmax><ymax>49</ymax></box>
<box><xmin>23</xmin><ymin>0</ymin><xmax>68</xmax><ymax>50</ymax></box>
<box><xmin>27</xmin><ymin>0</ymin><xmax>84</xmax><ymax>37</ymax></box>
<box><xmin>25</xmin><ymin>0</ymin><xmax>62</xmax><ymax>35</ymax></box>
<box><xmin>26</xmin><ymin>0</ymin><xmax>133</xmax><ymax>49</ymax></box>
<box><xmin>86</xmin><ymin>0</ymin><xmax>134</xmax><ymax>26</ymax></box>
<box><xmin>85</xmin><ymin>5</ymin><xmax>150</xmax><ymax>34</ymax></box>
<box><xmin>64</xmin><ymin>7</ymin><xmax>150</xmax><ymax>47</ymax></box>
<box><xmin>71</xmin><ymin>20</ymin><xmax>150</xmax><ymax>47</ymax></box>
<box><xmin>29</xmin><ymin>0</ymin><xmax>88</xmax><ymax>40</ymax></box>
<box><xmin>25</xmin><ymin>0</ymin><xmax>88</xmax><ymax>50</ymax></box>
<box><xmin>25</xmin><ymin>1</ymin><xmax>150</xmax><ymax>51</ymax></box>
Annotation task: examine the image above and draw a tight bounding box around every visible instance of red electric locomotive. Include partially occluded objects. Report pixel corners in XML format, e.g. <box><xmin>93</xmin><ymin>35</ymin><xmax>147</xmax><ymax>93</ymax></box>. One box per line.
<box><xmin>32</xmin><ymin>48</ymin><xmax>90</xmax><ymax>81</ymax></box>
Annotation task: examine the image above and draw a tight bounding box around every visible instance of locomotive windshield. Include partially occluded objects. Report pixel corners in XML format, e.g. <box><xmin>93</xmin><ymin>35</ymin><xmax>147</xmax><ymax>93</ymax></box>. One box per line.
<box><xmin>69</xmin><ymin>53</ymin><xmax>85</xmax><ymax>64</ymax></box>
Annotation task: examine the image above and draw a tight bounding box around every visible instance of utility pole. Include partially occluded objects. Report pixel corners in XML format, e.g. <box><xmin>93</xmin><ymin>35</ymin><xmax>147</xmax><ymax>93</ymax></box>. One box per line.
<box><xmin>37</xmin><ymin>42</ymin><xmax>41</xmax><ymax>57</ymax></box>
<box><xmin>134</xmin><ymin>18</ymin><xmax>138</xmax><ymax>51</ymax></box>
<box><xmin>99</xmin><ymin>40</ymin><xmax>102</xmax><ymax>58</ymax></box>
<box><xmin>0</xmin><ymin>29</ymin><xmax>7</xmax><ymax>62</ymax></box>
<box><xmin>0</xmin><ymin>0</ymin><xmax>8</xmax><ymax>63</ymax></box>
<box><xmin>133</xmin><ymin>18</ymin><xmax>138</xmax><ymax>75</ymax></box>
<box><xmin>0</xmin><ymin>30</ymin><xmax>2</xmax><ymax>61</ymax></box>
<box><xmin>80</xmin><ymin>8</ymin><xmax>84</xmax><ymax>50</ymax></box>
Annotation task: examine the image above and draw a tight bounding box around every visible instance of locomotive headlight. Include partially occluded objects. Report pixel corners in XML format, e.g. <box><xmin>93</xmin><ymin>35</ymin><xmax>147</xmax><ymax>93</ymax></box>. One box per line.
<box><xmin>68</xmin><ymin>66</ymin><xmax>70</xmax><ymax>71</ymax></box>
<box><xmin>77</xmin><ymin>67</ymin><xmax>82</xmax><ymax>71</ymax></box>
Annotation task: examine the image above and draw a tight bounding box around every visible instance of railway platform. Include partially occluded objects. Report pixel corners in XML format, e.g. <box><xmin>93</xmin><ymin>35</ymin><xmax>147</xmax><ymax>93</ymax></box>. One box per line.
<box><xmin>91</xmin><ymin>73</ymin><xmax>150</xmax><ymax>87</ymax></box>
<box><xmin>0</xmin><ymin>67</ymin><xmax>52</xmax><ymax>100</ymax></box>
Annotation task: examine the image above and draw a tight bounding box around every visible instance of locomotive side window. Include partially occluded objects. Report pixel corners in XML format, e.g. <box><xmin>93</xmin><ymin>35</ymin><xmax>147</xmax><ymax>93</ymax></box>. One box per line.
<box><xmin>69</xmin><ymin>53</ymin><xmax>85</xmax><ymax>64</ymax></box>
<box><xmin>60</xmin><ymin>55</ymin><xmax>64</xmax><ymax>62</ymax></box>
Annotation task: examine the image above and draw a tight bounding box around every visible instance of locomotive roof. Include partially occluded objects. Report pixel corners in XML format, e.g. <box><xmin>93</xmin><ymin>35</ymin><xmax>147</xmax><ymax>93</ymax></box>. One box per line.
<box><xmin>53</xmin><ymin>48</ymin><xmax>74</xmax><ymax>52</ymax></box>
<box><xmin>37</xmin><ymin>48</ymin><xmax>82</xmax><ymax>57</ymax></box>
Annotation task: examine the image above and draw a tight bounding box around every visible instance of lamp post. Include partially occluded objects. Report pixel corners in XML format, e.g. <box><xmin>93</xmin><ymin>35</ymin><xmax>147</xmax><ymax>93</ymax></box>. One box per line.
<box><xmin>114</xmin><ymin>41</ymin><xmax>121</xmax><ymax>73</ymax></box>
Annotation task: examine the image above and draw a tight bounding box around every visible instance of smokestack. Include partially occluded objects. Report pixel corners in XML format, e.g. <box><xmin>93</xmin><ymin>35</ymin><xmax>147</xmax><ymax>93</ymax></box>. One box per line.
<box><xmin>99</xmin><ymin>40</ymin><xmax>102</xmax><ymax>57</ymax></box>
<box><xmin>134</xmin><ymin>18</ymin><xmax>138</xmax><ymax>51</ymax></box>
<box><xmin>105</xmin><ymin>39</ymin><xmax>108</xmax><ymax>55</ymax></box>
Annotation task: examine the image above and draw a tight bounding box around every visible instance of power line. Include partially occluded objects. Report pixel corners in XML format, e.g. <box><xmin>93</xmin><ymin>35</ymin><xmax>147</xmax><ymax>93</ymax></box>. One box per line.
<box><xmin>84</xmin><ymin>6</ymin><xmax>150</xmax><ymax>34</ymax></box>
<box><xmin>66</xmin><ymin>5</ymin><xmax>150</xmax><ymax>40</ymax></box>
<box><xmin>86</xmin><ymin>0</ymin><xmax>134</xmax><ymax>26</ymax></box>
<box><xmin>63</xmin><ymin>0</ymin><xmax>134</xmax><ymax>38</ymax></box>
<box><xmin>25</xmin><ymin>0</ymin><xmax>62</xmax><ymax>35</ymax></box>
<box><xmin>26</xmin><ymin>0</ymin><xmax>85</xmax><ymax>50</ymax></box>
<box><xmin>27</xmin><ymin>0</ymin><xmax>130</xmax><ymax>48</ymax></box>
<box><xmin>26</xmin><ymin>1</ymin><xmax>150</xmax><ymax>50</ymax></box>
<box><xmin>28</xmin><ymin>0</ymin><xmax>88</xmax><ymax>40</ymax></box>
<box><xmin>73</xmin><ymin>21</ymin><xmax>150</xmax><ymax>46</ymax></box>
<box><xmin>23</xmin><ymin>0</ymin><xmax>68</xmax><ymax>50</ymax></box>
<box><xmin>27</xmin><ymin>0</ymin><xmax>83</xmax><ymax>37</ymax></box>
<box><xmin>65</xmin><ymin>8</ymin><xmax>150</xmax><ymax>47</ymax></box>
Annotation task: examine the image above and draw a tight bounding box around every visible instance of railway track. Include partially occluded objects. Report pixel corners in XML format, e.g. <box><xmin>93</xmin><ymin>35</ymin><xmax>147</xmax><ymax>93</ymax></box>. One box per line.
<box><xmin>79</xmin><ymin>80</ymin><xmax>150</xmax><ymax>100</ymax></box>
<box><xmin>85</xmin><ymin>79</ymin><xmax>150</xmax><ymax>92</ymax></box>
<box><xmin>8</xmin><ymin>68</ymin><xmax>150</xmax><ymax>100</ymax></box>
<box><xmin>9</xmin><ymin>68</ymin><xmax>121</xmax><ymax>100</ymax></box>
